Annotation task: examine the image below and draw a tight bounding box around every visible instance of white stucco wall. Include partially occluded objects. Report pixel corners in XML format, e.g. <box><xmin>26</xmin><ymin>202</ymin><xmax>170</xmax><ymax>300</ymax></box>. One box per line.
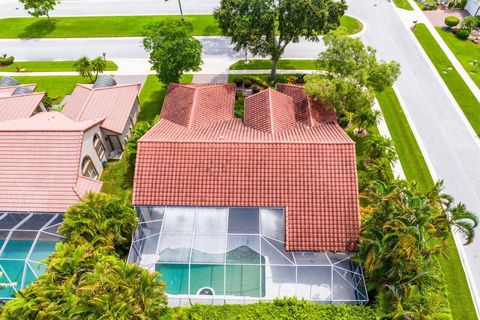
<box><xmin>79</xmin><ymin>124</ymin><xmax>106</xmax><ymax>178</ymax></box>
<box><xmin>466</xmin><ymin>0</ymin><xmax>480</xmax><ymax>15</ymax></box>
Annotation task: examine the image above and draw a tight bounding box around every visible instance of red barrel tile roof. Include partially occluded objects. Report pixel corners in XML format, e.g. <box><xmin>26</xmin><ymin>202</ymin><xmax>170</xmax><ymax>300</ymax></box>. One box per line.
<box><xmin>62</xmin><ymin>83</ymin><xmax>141</xmax><ymax>134</ymax></box>
<box><xmin>133</xmin><ymin>84</ymin><xmax>360</xmax><ymax>252</ymax></box>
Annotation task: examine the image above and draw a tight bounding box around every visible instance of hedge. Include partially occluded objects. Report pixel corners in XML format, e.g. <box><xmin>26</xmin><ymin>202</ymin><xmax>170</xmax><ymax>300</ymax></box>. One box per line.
<box><xmin>162</xmin><ymin>298</ymin><xmax>375</xmax><ymax>320</ymax></box>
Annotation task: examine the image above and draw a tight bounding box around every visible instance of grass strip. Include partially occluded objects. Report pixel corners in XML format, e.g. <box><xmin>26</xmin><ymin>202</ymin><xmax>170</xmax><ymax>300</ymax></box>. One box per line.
<box><xmin>13</xmin><ymin>75</ymin><xmax>89</xmax><ymax>102</ymax></box>
<box><xmin>413</xmin><ymin>24</ymin><xmax>480</xmax><ymax>136</ymax></box>
<box><xmin>0</xmin><ymin>60</ymin><xmax>118</xmax><ymax>72</ymax></box>
<box><xmin>230</xmin><ymin>59</ymin><xmax>321</xmax><ymax>70</ymax></box>
<box><xmin>435</xmin><ymin>27</ymin><xmax>480</xmax><ymax>89</ymax></box>
<box><xmin>377</xmin><ymin>87</ymin><xmax>478</xmax><ymax>320</ymax></box>
<box><xmin>0</xmin><ymin>15</ymin><xmax>361</xmax><ymax>39</ymax></box>
<box><xmin>393</xmin><ymin>0</ymin><xmax>414</xmax><ymax>10</ymax></box>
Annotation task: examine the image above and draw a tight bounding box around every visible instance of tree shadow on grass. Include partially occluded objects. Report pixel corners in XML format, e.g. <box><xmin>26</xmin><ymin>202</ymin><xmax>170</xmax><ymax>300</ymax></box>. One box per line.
<box><xmin>18</xmin><ymin>19</ymin><xmax>57</xmax><ymax>38</ymax></box>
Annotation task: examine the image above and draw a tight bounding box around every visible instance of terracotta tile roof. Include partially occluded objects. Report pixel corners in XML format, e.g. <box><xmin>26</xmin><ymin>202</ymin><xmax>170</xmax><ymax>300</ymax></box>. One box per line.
<box><xmin>276</xmin><ymin>83</ymin><xmax>337</xmax><ymax>125</ymax></box>
<box><xmin>0</xmin><ymin>92</ymin><xmax>44</xmax><ymax>122</ymax></box>
<box><xmin>244</xmin><ymin>88</ymin><xmax>297</xmax><ymax>133</ymax></box>
<box><xmin>62</xmin><ymin>83</ymin><xmax>140</xmax><ymax>134</ymax></box>
<box><xmin>160</xmin><ymin>83</ymin><xmax>235</xmax><ymax>128</ymax></box>
<box><xmin>0</xmin><ymin>112</ymin><xmax>103</xmax><ymax>213</ymax></box>
<box><xmin>134</xmin><ymin>85</ymin><xmax>359</xmax><ymax>252</ymax></box>
<box><xmin>0</xmin><ymin>84</ymin><xmax>37</xmax><ymax>98</ymax></box>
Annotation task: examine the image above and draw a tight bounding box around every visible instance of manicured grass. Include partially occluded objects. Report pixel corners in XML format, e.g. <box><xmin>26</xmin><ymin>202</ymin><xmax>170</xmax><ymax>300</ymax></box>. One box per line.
<box><xmin>435</xmin><ymin>27</ymin><xmax>480</xmax><ymax>89</ymax></box>
<box><xmin>414</xmin><ymin>24</ymin><xmax>480</xmax><ymax>136</ymax></box>
<box><xmin>13</xmin><ymin>75</ymin><xmax>89</xmax><ymax>102</ymax></box>
<box><xmin>0</xmin><ymin>15</ymin><xmax>361</xmax><ymax>39</ymax></box>
<box><xmin>230</xmin><ymin>59</ymin><xmax>322</xmax><ymax>70</ymax></box>
<box><xmin>339</xmin><ymin>15</ymin><xmax>363</xmax><ymax>35</ymax></box>
<box><xmin>376</xmin><ymin>87</ymin><xmax>477</xmax><ymax>320</ymax></box>
<box><xmin>100</xmin><ymin>74</ymin><xmax>193</xmax><ymax>197</ymax></box>
<box><xmin>0</xmin><ymin>60</ymin><xmax>117</xmax><ymax>72</ymax></box>
<box><xmin>393</xmin><ymin>0</ymin><xmax>414</xmax><ymax>10</ymax></box>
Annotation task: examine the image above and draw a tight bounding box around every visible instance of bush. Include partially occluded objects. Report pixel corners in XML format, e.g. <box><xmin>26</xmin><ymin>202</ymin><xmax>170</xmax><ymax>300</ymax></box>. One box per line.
<box><xmin>0</xmin><ymin>55</ymin><xmax>14</xmax><ymax>66</ymax></box>
<box><xmin>252</xmin><ymin>85</ymin><xmax>260</xmax><ymax>94</ymax></box>
<box><xmin>460</xmin><ymin>16</ymin><xmax>479</xmax><ymax>32</ymax></box>
<box><xmin>444</xmin><ymin>16</ymin><xmax>460</xmax><ymax>28</ymax></box>
<box><xmin>163</xmin><ymin>298</ymin><xmax>376</xmax><ymax>320</ymax></box>
<box><xmin>456</xmin><ymin>28</ymin><xmax>470</xmax><ymax>40</ymax></box>
<box><xmin>243</xmin><ymin>79</ymin><xmax>253</xmax><ymax>88</ymax></box>
<box><xmin>232</xmin><ymin>76</ymin><xmax>243</xmax><ymax>86</ymax></box>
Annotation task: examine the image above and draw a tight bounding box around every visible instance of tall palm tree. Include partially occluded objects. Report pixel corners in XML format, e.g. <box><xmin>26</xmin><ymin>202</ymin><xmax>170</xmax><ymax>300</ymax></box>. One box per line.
<box><xmin>363</xmin><ymin>134</ymin><xmax>397</xmax><ymax>165</ymax></box>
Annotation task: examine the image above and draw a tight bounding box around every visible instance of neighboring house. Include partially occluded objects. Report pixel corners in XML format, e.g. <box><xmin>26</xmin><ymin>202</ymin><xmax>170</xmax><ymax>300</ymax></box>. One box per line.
<box><xmin>0</xmin><ymin>82</ymin><xmax>46</xmax><ymax>121</ymax></box>
<box><xmin>62</xmin><ymin>75</ymin><xmax>141</xmax><ymax>159</ymax></box>
<box><xmin>465</xmin><ymin>0</ymin><xmax>480</xmax><ymax>15</ymax></box>
<box><xmin>0</xmin><ymin>112</ymin><xmax>105</xmax><ymax>298</ymax></box>
<box><xmin>129</xmin><ymin>83</ymin><xmax>367</xmax><ymax>306</ymax></box>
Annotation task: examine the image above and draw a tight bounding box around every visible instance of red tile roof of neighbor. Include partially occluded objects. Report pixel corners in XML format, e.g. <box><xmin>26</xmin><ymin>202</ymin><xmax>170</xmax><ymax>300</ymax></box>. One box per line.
<box><xmin>62</xmin><ymin>83</ymin><xmax>141</xmax><ymax>134</ymax></box>
<box><xmin>133</xmin><ymin>83</ymin><xmax>359</xmax><ymax>252</ymax></box>
<box><xmin>0</xmin><ymin>112</ymin><xmax>103</xmax><ymax>213</ymax></box>
<box><xmin>0</xmin><ymin>92</ymin><xmax>44</xmax><ymax>122</ymax></box>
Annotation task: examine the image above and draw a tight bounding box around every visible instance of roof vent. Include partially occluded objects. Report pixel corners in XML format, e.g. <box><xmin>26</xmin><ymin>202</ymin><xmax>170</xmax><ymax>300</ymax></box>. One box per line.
<box><xmin>11</xmin><ymin>86</ymin><xmax>33</xmax><ymax>96</ymax></box>
<box><xmin>0</xmin><ymin>76</ymin><xmax>19</xmax><ymax>87</ymax></box>
<box><xmin>92</xmin><ymin>75</ymin><xmax>117</xmax><ymax>89</ymax></box>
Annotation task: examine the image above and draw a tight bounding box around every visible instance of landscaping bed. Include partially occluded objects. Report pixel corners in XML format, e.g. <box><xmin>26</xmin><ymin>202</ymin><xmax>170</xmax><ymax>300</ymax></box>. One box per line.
<box><xmin>0</xmin><ymin>15</ymin><xmax>362</xmax><ymax>39</ymax></box>
<box><xmin>0</xmin><ymin>60</ymin><xmax>118</xmax><ymax>72</ymax></box>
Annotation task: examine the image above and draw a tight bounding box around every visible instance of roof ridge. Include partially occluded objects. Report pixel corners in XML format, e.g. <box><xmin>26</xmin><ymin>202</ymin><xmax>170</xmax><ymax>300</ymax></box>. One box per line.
<box><xmin>74</xmin><ymin>86</ymin><xmax>96</xmax><ymax>122</ymax></box>
<box><xmin>91</xmin><ymin>83</ymin><xmax>141</xmax><ymax>91</ymax></box>
<box><xmin>188</xmin><ymin>86</ymin><xmax>200</xmax><ymax>128</ymax></box>
<box><xmin>0</xmin><ymin>92</ymin><xmax>45</xmax><ymax>100</ymax></box>
<box><xmin>267</xmin><ymin>88</ymin><xmax>275</xmax><ymax>133</ymax></box>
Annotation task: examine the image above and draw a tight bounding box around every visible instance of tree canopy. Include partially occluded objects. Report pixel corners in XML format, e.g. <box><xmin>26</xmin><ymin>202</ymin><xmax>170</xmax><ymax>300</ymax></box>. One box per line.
<box><xmin>19</xmin><ymin>0</ymin><xmax>59</xmax><ymax>21</ymax></box>
<box><xmin>143</xmin><ymin>21</ymin><xmax>203</xmax><ymax>85</ymax></box>
<box><xmin>305</xmin><ymin>34</ymin><xmax>400</xmax><ymax>132</ymax></box>
<box><xmin>214</xmin><ymin>0</ymin><xmax>347</xmax><ymax>79</ymax></box>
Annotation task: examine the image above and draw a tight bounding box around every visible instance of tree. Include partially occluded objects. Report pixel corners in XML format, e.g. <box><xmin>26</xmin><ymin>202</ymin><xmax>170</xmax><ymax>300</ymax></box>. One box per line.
<box><xmin>305</xmin><ymin>34</ymin><xmax>400</xmax><ymax>131</ymax></box>
<box><xmin>74</xmin><ymin>55</ymin><xmax>107</xmax><ymax>83</ymax></box>
<box><xmin>125</xmin><ymin>121</ymin><xmax>153</xmax><ymax>177</ymax></box>
<box><xmin>59</xmin><ymin>192</ymin><xmax>138</xmax><ymax>257</ymax></box>
<box><xmin>144</xmin><ymin>21</ymin><xmax>202</xmax><ymax>85</ymax></box>
<box><xmin>19</xmin><ymin>0</ymin><xmax>59</xmax><ymax>21</ymax></box>
<box><xmin>214</xmin><ymin>0</ymin><xmax>347</xmax><ymax>79</ymax></box>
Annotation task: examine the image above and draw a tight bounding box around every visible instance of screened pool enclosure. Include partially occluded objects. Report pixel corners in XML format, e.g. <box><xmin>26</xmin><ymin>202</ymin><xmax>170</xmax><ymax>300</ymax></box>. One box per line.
<box><xmin>0</xmin><ymin>212</ymin><xmax>63</xmax><ymax>299</ymax></box>
<box><xmin>128</xmin><ymin>206</ymin><xmax>368</xmax><ymax>305</ymax></box>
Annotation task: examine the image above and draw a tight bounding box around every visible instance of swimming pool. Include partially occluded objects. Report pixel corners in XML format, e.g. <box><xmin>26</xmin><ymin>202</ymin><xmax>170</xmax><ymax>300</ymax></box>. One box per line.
<box><xmin>0</xmin><ymin>240</ymin><xmax>57</xmax><ymax>298</ymax></box>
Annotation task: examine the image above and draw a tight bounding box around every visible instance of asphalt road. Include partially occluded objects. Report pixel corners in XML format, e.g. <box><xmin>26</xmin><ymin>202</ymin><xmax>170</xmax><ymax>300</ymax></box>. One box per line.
<box><xmin>1</xmin><ymin>0</ymin><xmax>480</xmax><ymax>311</ymax></box>
<box><xmin>0</xmin><ymin>0</ymin><xmax>220</xmax><ymax>18</ymax></box>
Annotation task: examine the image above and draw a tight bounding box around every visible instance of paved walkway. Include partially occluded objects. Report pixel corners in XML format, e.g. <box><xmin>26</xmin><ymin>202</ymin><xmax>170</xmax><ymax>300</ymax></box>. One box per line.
<box><xmin>423</xmin><ymin>8</ymin><xmax>469</xmax><ymax>26</ymax></box>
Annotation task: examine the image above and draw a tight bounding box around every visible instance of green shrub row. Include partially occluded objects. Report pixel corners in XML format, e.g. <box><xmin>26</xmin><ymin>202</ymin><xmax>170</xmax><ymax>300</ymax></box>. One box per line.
<box><xmin>162</xmin><ymin>298</ymin><xmax>376</xmax><ymax>320</ymax></box>
<box><xmin>0</xmin><ymin>56</ymin><xmax>14</xmax><ymax>66</ymax></box>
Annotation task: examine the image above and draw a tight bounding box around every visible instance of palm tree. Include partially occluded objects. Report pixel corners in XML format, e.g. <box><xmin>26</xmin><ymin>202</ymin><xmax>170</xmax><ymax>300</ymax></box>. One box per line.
<box><xmin>90</xmin><ymin>56</ymin><xmax>107</xmax><ymax>82</ymax></box>
<box><xmin>352</xmin><ymin>108</ymin><xmax>382</xmax><ymax>136</ymax></box>
<box><xmin>74</xmin><ymin>56</ymin><xmax>94</xmax><ymax>82</ymax></box>
<box><xmin>59</xmin><ymin>192</ymin><xmax>138</xmax><ymax>256</ymax></box>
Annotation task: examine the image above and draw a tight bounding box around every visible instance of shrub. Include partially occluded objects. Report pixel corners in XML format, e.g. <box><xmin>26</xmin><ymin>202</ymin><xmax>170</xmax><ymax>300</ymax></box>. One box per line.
<box><xmin>243</xmin><ymin>79</ymin><xmax>253</xmax><ymax>88</ymax></box>
<box><xmin>252</xmin><ymin>85</ymin><xmax>260</xmax><ymax>94</ymax></box>
<box><xmin>444</xmin><ymin>16</ymin><xmax>460</xmax><ymax>28</ymax></box>
<box><xmin>0</xmin><ymin>55</ymin><xmax>14</xmax><ymax>66</ymax></box>
<box><xmin>59</xmin><ymin>192</ymin><xmax>138</xmax><ymax>257</ymax></box>
<box><xmin>163</xmin><ymin>298</ymin><xmax>376</xmax><ymax>320</ymax></box>
<box><xmin>232</xmin><ymin>76</ymin><xmax>243</xmax><ymax>86</ymax></box>
<box><xmin>456</xmin><ymin>28</ymin><xmax>470</xmax><ymax>40</ymax></box>
<box><xmin>460</xmin><ymin>16</ymin><xmax>478</xmax><ymax>32</ymax></box>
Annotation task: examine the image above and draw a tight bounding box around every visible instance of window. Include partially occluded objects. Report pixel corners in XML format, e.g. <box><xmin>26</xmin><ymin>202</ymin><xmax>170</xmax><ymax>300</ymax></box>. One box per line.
<box><xmin>81</xmin><ymin>156</ymin><xmax>99</xmax><ymax>179</ymax></box>
<box><xmin>93</xmin><ymin>134</ymin><xmax>106</xmax><ymax>161</ymax></box>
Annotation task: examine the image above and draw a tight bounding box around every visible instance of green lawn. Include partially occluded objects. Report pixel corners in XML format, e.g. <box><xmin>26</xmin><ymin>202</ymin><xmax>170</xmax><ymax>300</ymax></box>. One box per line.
<box><xmin>0</xmin><ymin>15</ymin><xmax>361</xmax><ymax>39</ymax></box>
<box><xmin>435</xmin><ymin>27</ymin><xmax>480</xmax><ymax>89</ymax></box>
<box><xmin>12</xmin><ymin>75</ymin><xmax>89</xmax><ymax>102</ymax></box>
<box><xmin>393</xmin><ymin>0</ymin><xmax>414</xmax><ymax>10</ymax></box>
<box><xmin>376</xmin><ymin>87</ymin><xmax>477</xmax><ymax>320</ymax></box>
<box><xmin>414</xmin><ymin>24</ymin><xmax>480</xmax><ymax>136</ymax></box>
<box><xmin>100</xmin><ymin>74</ymin><xmax>193</xmax><ymax>197</ymax></box>
<box><xmin>230</xmin><ymin>59</ymin><xmax>322</xmax><ymax>70</ymax></box>
<box><xmin>0</xmin><ymin>60</ymin><xmax>117</xmax><ymax>72</ymax></box>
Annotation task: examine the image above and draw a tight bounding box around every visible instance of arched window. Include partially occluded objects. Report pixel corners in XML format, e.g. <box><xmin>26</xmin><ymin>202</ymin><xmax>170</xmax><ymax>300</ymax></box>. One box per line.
<box><xmin>93</xmin><ymin>134</ymin><xmax>106</xmax><ymax>161</ymax></box>
<box><xmin>81</xmin><ymin>156</ymin><xmax>99</xmax><ymax>179</ymax></box>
